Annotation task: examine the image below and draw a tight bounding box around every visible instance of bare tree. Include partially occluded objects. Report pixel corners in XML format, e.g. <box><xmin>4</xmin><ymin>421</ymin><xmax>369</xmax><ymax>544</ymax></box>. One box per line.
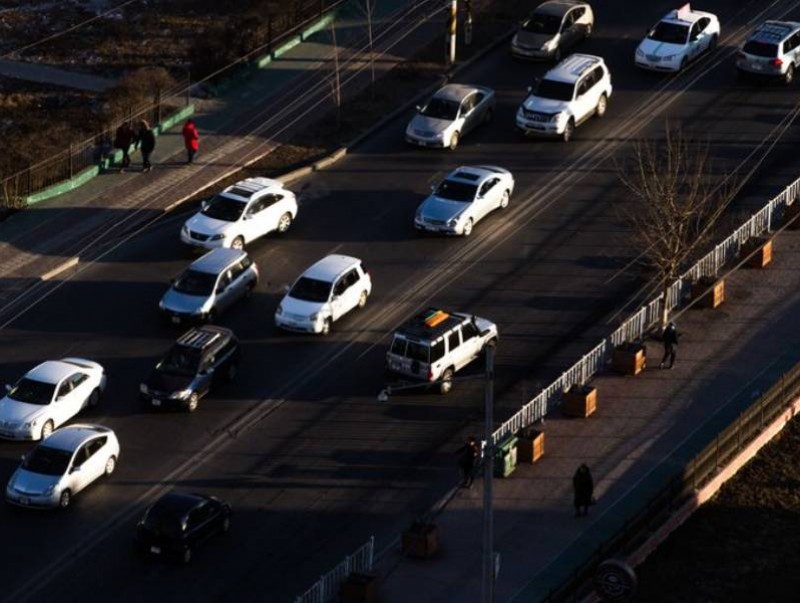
<box><xmin>618</xmin><ymin>125</ymin><xmax>733</xmax><ymax>328</ymax></box>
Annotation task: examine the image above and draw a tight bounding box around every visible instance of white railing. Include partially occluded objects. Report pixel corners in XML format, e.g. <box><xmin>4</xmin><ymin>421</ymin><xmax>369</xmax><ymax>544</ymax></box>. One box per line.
<box><xmin>491</xmin><ymin>174</ymin><xmax>800</xmax><ymax>445</ymax></box>
<box><xmin>294</xmin><ymin>536</ymin><xmax>375</xmax><ymax>603</ymax></box>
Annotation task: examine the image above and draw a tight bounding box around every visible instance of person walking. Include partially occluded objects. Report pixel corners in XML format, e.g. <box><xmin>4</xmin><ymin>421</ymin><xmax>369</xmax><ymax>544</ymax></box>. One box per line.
<box><xmin>182</xmin><ymin>118</ymin><xmax>200</xmax><ymax>164</ymax></box>
<box><xmin>660</xmin><ymin>321</ymin><xmax>680</xmax><ymax>369</ymax></box>
<box><xmin>137</xmin><ymin>120</ymin><xmax>156</xmax><ymax>173</ymax></box>
<box><xmin>458</xmin><ymin>436</ymin><xmax>480</xmax><ymax>488</ymax></box>
<box><xmin>113</xmin><ymin>121</ymin><xmax>135</xmax><ymax>172</ymax></box>
<box><xmin>573</xmin><ymin>463</ymin><xmax>594</xmax><ymax>517</ymax></box>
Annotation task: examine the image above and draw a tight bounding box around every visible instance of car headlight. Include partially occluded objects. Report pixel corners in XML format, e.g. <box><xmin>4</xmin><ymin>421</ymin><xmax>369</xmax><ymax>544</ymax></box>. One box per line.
<box><xmin>139</xmin><ymin>383</ymin><xmax>148</xmax><ymax>394</ymax></box>
<box><xmin>551</xmin><ymin>112</ymin><xmax>567</xmax><ymax>125</ymax></box>
<box><xmin>447</xmin><ymin>216</ymin><xmax>460</xmax><ymax>227</ymax></box>
<box><xmin>542</xmin><ymin>39</ymin><xmax>557</xmax><ymax>52</ymax></box>
<box><xmin>276</xmin><ymin>304</ymin><xmax>283</xmax><ymax>316</ymax></box>
<box><xmin>193</xmin><ymin>303</ymin><xmax>212</xmax><ymax>316</ymax></box>
<box><xmin>181</xmin><ymin>224</ymin><xmax>189</xmax><ymax>234</ymax></box>
<box><xmin>209</xmin><ymin>233</ymin><xmax>226</xmax><ymax>241</ymax></box>
<box><xmin>310</xmin><ymin>312</ymin><xmax>321</xmax><ymax>322</ymax></box>
<box><xmin>172</xmin><ymin>389</ymin><xmax>193</xmax><ymax>400</ymax></box>
<box><xmin>663</xmin><ymin>54</ymin><xmax>675</xmax><ymax>61</ymax></box>
<box><xmin>22</xmin><ymin>418</ymin><xmax>38</xmax><ymax>428</ymax></box>
<box><xmin>636</xmin><ymin>48</ymin><xmax>645</xmax><ymax>58</ymax></box>
<box><xmin>44</xmin><ymin>484</ymin><xmax>56</xmax><ymax>496</ymax></box>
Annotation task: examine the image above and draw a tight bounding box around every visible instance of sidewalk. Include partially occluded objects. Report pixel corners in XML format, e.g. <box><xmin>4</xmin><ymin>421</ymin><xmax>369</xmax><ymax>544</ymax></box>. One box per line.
<box><xmin>375</xmin><ymin>228</ymin><xmax>800</xmax><ymax>599</ymax></box>
<box><xmin>0</xmin><ymin>0</ymin><xmax>437</xmax><ymax>312</ymax></box>
<box><xmin>0</xmin><ymin>59</ymin><xmax>117</xmax><ymax>91</ymax></box>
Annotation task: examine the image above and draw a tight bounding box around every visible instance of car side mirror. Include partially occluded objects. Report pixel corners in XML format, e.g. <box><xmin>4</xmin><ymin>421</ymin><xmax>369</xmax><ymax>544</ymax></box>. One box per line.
<box><xmin>201</xmin><ymin>200</ymin><xmax>209</xmax><ymax>210</ymax></box>
<box><xmin>4</xmin><ymin>384</ymin><xmax>10</xmax><ymax>393</ymax></box>
<box><xmin>481</xmin><ymin>328</ymin><xmax>491</xmax><ymax>337</ymax></box>
<box><xmin>70</xmin><ymin>465</ymin><xmax>81</xmax><ymax>474</ymax></box>
<box><xmin>283</xmin><ymin>284</ymin><xmax>291</xmax><ymax>293</ymax></box>
<box><xmin>415</xmin><ymin>105</ymin><xmax>422</xmax><ymax>112</ymax></box>
<box><xmin>20</xmin><ymin>454</ymin><xmax>26</xmax><ymax>462</ymax></box>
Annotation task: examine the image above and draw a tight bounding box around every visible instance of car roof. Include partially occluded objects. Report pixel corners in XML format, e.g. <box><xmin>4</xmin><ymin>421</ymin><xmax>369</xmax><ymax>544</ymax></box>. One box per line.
<box><xmin>190</xmin><ymin>248</ymin><xmax>247</xmax><ymax>275</ymax></box>
<box><xmin>303</xmin><ymin>254</ymin><xmax>361</xmax><ymax>282</ymax></box>
<box><xmin>544</xmin><ymin>54</ymin><xmax>603</xmax><ymax>83</ymax></box>
<box><xmin>176</xmin><ymin>325</ymin><xmax>234</xmax><ymax>350</ymax></box>
<box><xmin>661</xmin><ymin>5</ymin><xmax>709</xmax><ymax>26</ymax></box>
<box><xmin>750</xmin><ymin>20</ymin><xmax>800</xmax><ymax>44</ymax></box>
<box><xmin>446</xmin><ymin>166</ymin><xmax>497</xmax><ymax>185</ymax></box>
<box><xmin>433</xmin><ymin>84</ymin><xmax>488</xmax><ymax>103</ymax></box>
<box><xmin>534</xmin><ymin>0</ymin><xmax>586</xmax><ymax>17</ymax></box>
<box><xmin>25</xmin><ymin>360</ymin><xmax>81</xmax><ymax>384</ymax></box>
<box><xmin>149</xmin><ymin>491</ymin><xmax>209</xmax><ymax>520</ymax></box>
<box><xmin>395</xmin><ymin>308</ymin><xmax>469</xmax><ymax>342</ymax></box>
<box><xmin>220</xmin><ymin>177</ymin><xmax>284</xmax><ymax>202</ymax></box>
<box><xmin>42</xmin><ymin>424</ymin><xmax>113</xmax><ymax>452</ymax></box>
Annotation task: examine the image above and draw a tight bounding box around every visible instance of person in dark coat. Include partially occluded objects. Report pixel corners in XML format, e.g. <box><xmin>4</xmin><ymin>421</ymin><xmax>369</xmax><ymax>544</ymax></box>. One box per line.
<box><xmin>113</xmin><ymin>121</ymin><xmax>135</xmax><ymax>172</ymax></box>
<box><xmin>458</xmin><ymin>436</ymin><xmax>480</xmax><ymax>488</ymax></box>
<box><xmin>137</xmin><ymin>120</ymin><xmax>156</xmax><ymax>173</ymax></box>
<box><xmin>660</xmin><ymin>321</ymin><xmax>680</xmax><ymax>369</ymax></box>
<box><xmin>573</xmin><ymin>463</ymin><xmax>594</xmax><ymax>517</ymax></box>
<box><xmin>182</xmin><ymin>118</ymin><xmax>200</xmax><ymax>164</ymax></box>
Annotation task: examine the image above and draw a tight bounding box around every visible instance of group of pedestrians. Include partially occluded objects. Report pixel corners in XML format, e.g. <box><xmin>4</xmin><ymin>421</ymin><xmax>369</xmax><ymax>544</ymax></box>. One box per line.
<box><xmin>112</xmin><ymin>118</ymin><xmax>200</xmax><ymax>173</ymax></box>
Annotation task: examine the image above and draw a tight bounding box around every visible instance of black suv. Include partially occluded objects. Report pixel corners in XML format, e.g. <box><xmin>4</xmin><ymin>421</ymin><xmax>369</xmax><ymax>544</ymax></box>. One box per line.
<box><xmin>136</xmin><ymin>491</ymin><xmax>231</xmax><ymax>564</ymax></box>
<box><xmin>139</xmin><ymin>326</ymin><xmax>240</xmax><ymax>412</ymax></box>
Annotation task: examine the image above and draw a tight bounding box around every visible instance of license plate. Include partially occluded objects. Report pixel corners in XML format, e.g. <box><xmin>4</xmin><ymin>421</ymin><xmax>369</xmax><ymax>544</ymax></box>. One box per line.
<box><xmin>150</xmin><ymin>546</ymin><xmax>161</xmax><ymax>554</ymax></box>
<box><xmin>0</xmin><ymin>430</ymin><xmax>12</xmax><ymax>438</ymax></box>
<box><xmin>751</xmin><ymin>63</ymin><xmax>762</xmax><ymax>70</ymax></box>
<box><xmin>19</xmin><ymin>496</ymin><xmax>29</xmax><ymax>505</ymax></box>
<box><xmin>171</xmin><ymin>316</ymin><xmax>181</xmax><ymax>324</ymax></box>
<box><xmin>152</xmin><ymin>399</ymin><xmax>161</xmax><ymax>407</ymax></box>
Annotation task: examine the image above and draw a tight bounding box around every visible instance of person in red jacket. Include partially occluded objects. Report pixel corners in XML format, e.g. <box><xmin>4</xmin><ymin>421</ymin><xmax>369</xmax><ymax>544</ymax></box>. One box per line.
<box><xmin>182</xmin><ymin>119</ymin><xmax>200</xmax><ymax>164</ymax></box>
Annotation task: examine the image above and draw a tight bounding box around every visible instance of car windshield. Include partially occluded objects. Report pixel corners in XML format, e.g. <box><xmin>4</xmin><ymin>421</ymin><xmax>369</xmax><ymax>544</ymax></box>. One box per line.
<box><xmin>173</xmin><ymin>270</ymin><xmax>217</xmax><ymax>296</ymax></box>
<box><xmin>157</xmin><ymin>346</ymin><xmax>202</xmax><ymax>376</ymax></box>
<box><xmin>289</xmin><ymin>277</ymin><xmax>332</xmax><ymax>303</ymax></box>
<box><xmin>522</xmin><ymin>13</ymin><xmax>561</xmax><ymax>35</ymax></box>
<box><xmin>7</xmin><ymin>378</ymin><xmax>55</xmax><ymax>406</ymax></box>
<box><xmin>143</xmin><ymin>508</ymin><xmax>185</xmax><ymax>538</ymax></box>
<box><xmin>743</xmin><ymin>40</ymin><xmax>779</xmax><ymax>57</ymax></box>
<box><xmin>533</xmin><ymin>78</ymin><xmax>574</xmax><ymax>101</ymax></box>
<box><xmin>420</xmin><ymin>97</ymin><xmax>460</xmax><ymax>121</ymax></box>
<box><xmin>201</xmin><ymin>195</ymin><xmax>245</xmax><ymax>222</ymax></box>
<box><xmin>435</xmin><ymin>180</ymin><xmax>477</xmax><ymax>202</ymax></box>
<box><xmin>647</xmin><ymin>21</ymin><xmax>689</xmax><ymax>44</ymax></box>
<box><xmin>23</xmin><ymin>446</ymin><xmax>71</xmax><ymax>476</ymax></box>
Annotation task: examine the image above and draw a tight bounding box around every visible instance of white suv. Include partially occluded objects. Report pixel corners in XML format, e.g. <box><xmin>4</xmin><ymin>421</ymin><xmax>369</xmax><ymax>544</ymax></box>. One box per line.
<box><xmin>181</xmin><ymin>178</ymin><xmax>297</xmax><ymax>250</ymax></box>
<box><xmin>516</xmin><ymin>53</ymin><xmax>612</xmax><ymax>142</ymax></box>
<box><xmin>275</xmin><ymin>255</ymin><xmax>372</xmax><ymax>335</ymax></box>
<box><xmin>385</xmin><ymin>309</ymin><xmax>498</xmax><ymax>394</ymax></box>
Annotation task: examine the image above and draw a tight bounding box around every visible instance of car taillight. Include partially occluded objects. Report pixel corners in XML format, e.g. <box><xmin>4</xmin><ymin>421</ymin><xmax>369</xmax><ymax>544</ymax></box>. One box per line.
<box><xmin>773</xmin><ymin>58</ymin><xmax>783</xmax><ymax>66</ymax></box>
<box><xmin>428</xmin><ymin>368</ymin><xmax>434</xmax><ymax>382</ymax></box>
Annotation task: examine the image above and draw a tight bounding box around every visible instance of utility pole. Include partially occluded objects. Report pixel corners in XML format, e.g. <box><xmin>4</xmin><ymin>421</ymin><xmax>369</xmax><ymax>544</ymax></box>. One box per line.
<box><xmin>446</xmin><ymin>0</ymin><xmax>457</xmax><ymax>65</ymax></box>
<box><xmin>482</xmin><ymin>344</ymin><xmax>495</xmax><ymax>603</ymax></box>
<box><xmin>464</xmin><ymin>0</ymin><xmax>473</xmax><ymax>46</ymax></box>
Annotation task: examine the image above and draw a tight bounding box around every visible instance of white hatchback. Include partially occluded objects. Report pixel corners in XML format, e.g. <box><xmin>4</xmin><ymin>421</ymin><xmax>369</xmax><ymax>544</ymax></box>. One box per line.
<box><xmin>0</xmin><ymin>359</ymin><xmax>106</xmax><ymax>441</ymax></box>
<box><xmin>181</xmin><ymin>177</ymin><xmax>297</xmax><ymax>250</ymax></box>
<box><xmin>275</xmin><ymin>255</ymin><xmax>372</xmax><ymax>335</ymax></box>
<box><xmin>5</xmin><ymin>424</ymin><xmax>119</xmax><ymax>509</ymax></box>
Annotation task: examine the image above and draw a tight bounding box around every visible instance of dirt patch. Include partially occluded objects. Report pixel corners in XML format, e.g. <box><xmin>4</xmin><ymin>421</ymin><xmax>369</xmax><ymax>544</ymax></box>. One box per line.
<box><xmin>634</xmin><ymin>416</ymin><xmax>800</xmax><ymax>602</ymax></box>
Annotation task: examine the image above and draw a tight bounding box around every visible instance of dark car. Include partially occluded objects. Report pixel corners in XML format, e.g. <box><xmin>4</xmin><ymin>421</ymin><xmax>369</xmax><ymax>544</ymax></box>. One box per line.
<box><xmin>136</xmin><ymin>491</ymin><xmax>231</xmax><ymax>564</ymax></box>
<box><xmin>139</xmin><ymin>326</ymin><xmax>240</xmax><ymax>412</ymax></box>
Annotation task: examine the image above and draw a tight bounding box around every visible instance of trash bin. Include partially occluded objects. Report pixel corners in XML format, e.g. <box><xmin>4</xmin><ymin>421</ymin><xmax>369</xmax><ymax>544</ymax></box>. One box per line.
<box><xmin>494</xmin><ymin>435</ymin><xmax>518</xmax><ymax>478</ymax></box>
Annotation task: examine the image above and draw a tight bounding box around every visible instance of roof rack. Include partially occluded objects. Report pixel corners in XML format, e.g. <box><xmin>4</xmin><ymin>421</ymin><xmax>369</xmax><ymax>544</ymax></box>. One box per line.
<box><xmin>177</xmin><ymin>327</ymin><xmax>223</xmax><ymax>349</ymax></box>
<box><xmin>397</xmin><ymin>308</ymin><xmax>466</xmax><ymax>340</ymax></box>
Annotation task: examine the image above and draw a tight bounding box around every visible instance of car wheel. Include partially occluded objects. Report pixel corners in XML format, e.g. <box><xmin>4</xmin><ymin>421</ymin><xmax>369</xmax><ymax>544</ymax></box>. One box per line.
<box><xmin>500</xmin><ymin>190</ymin><xmax>510</xmax><ymax>209</ymax></box>
<box><xmin>439</xmin><ymin>368</ymin><xmax>455</xmax><ymax>395</ymax></box>
<box><xmin>485</xmin><ymin>338</ymin><xmax>498</xmax><ymax>351</ymax></box>
<box><xmin>277</xmin><ymin>212</ymin><xmax>293</xmax><ymax>233</ymax></box>
<box><xmin>225</xmin><ymin>361</ymin><xmax>238</xmax><ymax>382</ymax></box>
<box><xmin>182</xmin><ymin>547</ymin><xmax>193</xmax><ymax>565</ymax></box>
<box><xmin>321</xmin><ymin>318</ymin><xmax>332</xmax><ymax>336</ymax></box>
<box><xmin>449</xmin><ymin>131</ymin><xmax>460</xmax><ymax>151</ymax></box>
<box><xmin>221</xmin><ymin>515</ymin><xmax>231</xmax><ymax>534</ymax></box>
<box><xmin>231</xmin><ymin>236</ymin><xmax>245</xmax><ymax>250</ymax></box>
<box><xmin>59</xmin><ymin>489</ymin><xmax>71</xmax><ymax>509</ymax></box>
<box><xmin>186</xmin><ymin>392</ymin><xmax>199</xmax><ymax>413</ymax></box>
<box><xmin>784</xmin><ymin>64</ymin><xmax>795</xmax><ymax>85</ymax></box>
<box><xmin>358</xmin><ymin>290</ymin><xmax>368</xmax><ymax>309</ymax></box>
<box><xmin>595</xmin><ymin>94</ymin><xmax>608</xmax><ymax>118</ymax></box>
<box><xmin>104</xmin><ymin>455</ymin><xmax>117</xmax><ymax>476</ymax></box>
<box><xmin>709</xmin><ymin>34</ymin><xmax>718</xmax><ymax>52</ymax></box>
<box><xmin>40</xmin><ymin>420</ymin><xmax>54</xmax><ymax>440</ymax></box>
<box><xmin>88</xmin><ymin>388</ymin><xmax>101</xmax><ymax>408</ymax></box>
<box><xmin>562</xmin><ymin>119</ymin><xmax>575</xmax><ymax>143</ymax></box>
<box><xmin>462</xmin><ymin>219</ymin><xmax>474</xmax><ymax>237</ymax></box>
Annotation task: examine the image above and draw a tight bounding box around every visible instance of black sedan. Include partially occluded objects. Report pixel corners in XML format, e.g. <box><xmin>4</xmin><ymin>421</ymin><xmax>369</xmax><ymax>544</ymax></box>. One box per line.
<box><xmin>136</xmin><ymin>491</ymin><xmax>231</xmax><ymax>563</ymax></box>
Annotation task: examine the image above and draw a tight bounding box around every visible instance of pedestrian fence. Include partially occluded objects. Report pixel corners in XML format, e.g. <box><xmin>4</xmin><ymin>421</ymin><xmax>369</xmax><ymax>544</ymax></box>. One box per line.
<box><xmin>293</xmin><ymin>536</ymin><xmax>375</xmax><ymax>603</ymax></box>
<box><xmin>491</xmin><ymin>173</ymin><xmax>800</xmax><ymax>446</ymax></box>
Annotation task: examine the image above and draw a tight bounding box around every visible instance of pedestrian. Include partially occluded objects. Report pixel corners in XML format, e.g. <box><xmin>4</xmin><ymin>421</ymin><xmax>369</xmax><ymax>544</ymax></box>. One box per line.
<box><xmin>137</xmin><ymin>119</ymin><xmax>156</xmax><ymax>173</ymax></box>
<box><xmin>572</xmin><ymin>463</ymin><xmax>594</xmax><ymax>517</ymax></box>
<box><xmin>182</xmin><ymin>118</ymin><xmax>200</xmax><ymax>164</ymax></box>
<box><xmin>659</xmin><ymin>321</ymin><xmax>680</xmax><ymax>369</ymax></box>
<box><xmin>457</xmin><ymin>436</ymin><xmax>480</xmax><ymax>488</ymax></box>
<box><xmin>113</xmin><ymin>121</ymin><xmax>135</xmax><ymax>172</ymax></box>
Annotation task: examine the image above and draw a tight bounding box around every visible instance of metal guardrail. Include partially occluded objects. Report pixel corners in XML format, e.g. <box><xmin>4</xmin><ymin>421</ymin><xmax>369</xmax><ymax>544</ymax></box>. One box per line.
<box><xmin>491</xmin><ymin>173</ymin><xmax>800</xmax><ymax>446</ymax></box>
<box><xmin>543</xmin><ymin>353</ymin><xmax>800</xmax><ymax>603</ymax></box>
<box><xmin>294</xmin><ymin>536</ymin><xmax>375</xmax><ymax>603</ymax></box>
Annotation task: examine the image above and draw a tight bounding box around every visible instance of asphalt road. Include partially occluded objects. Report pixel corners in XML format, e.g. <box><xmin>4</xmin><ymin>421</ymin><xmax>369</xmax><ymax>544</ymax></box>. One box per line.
<box><xmin>3</xmin><ymin>0</ymin><xmax>800</xmax><ymax>601</ymax></box>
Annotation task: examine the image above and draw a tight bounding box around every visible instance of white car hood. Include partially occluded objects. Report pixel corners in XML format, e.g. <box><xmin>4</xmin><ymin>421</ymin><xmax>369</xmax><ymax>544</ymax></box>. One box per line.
<box><xmin>280</xmin><ymin>295</ymin><xmax>327</xmax><ymax>318</ymax></box>
<box><xmin>184</xmin><ymin>212</ymin><xmax>235</xmax><ymax>236</ymax></box>
<box><xmin>10</xmin><ymin>468</ymin><xmax>61</xmax><ymax>495</ymax></box>
<box><xmin>408</xmin><ymin>114</ymin><xmax>455</xmax><ymax>136</ymax></box>
<box><xmin>0</xmin><ymin>396</ymin><xmax>44</xmax><ymax>425</ymax></box>
<box><xmin>637</xmin><ymin>38</ymin><xmax>686</xmax><ymax>57</ymax></box>
<box><xmin>419</xmin><ymin>196</ymin><xmax>468</xmax><ymax>222</ymax></box>
<box><xmin>523</xmin><ymin>95</ymin><xmax>569</xmax><ymax>114</ymax></box>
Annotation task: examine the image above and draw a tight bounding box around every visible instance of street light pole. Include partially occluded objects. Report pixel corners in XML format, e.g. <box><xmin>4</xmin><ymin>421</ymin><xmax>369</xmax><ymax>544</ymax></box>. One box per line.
<box><xmin>482</xmin><ymin>344</ymin><xmax>495</xmax><ymax>603</ymax></box>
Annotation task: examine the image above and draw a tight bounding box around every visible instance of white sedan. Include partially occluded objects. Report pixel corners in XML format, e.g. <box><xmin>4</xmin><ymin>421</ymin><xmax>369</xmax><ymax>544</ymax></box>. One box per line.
<box><xmin>414</xmin><ymin>166</ymin><xmax>514</xmax><ymax>236</ymax></box>
<box><xmin>0</xmin><ymin>358</ymin><xmax>106</xmax><ymax>441</ymax></box>
<box><xmin>5</xmin><ymin>424</ymin><xmax>119</xmax><ymax>509</ymax></box>
<box><xmin>635</xmin><ymin>4</ymin><xmax>719</xmax><ymax>72</ymax></box>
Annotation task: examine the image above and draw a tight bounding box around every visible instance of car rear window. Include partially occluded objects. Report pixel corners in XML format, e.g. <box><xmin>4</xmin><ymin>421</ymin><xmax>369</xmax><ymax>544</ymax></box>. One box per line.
<box><xmin>390</xmin><ymin>337</ymin><xmax>407</xmax><ymax>356</ymax></box>
<box><xmin>406</xmin><ymin>342</ymin><xmax>429</xmax><ymax>363</ymax></box>
<box><xmin>743</xmin><ymin>40</ymin><xmax>779</xmax><ymax>57</ymax></box>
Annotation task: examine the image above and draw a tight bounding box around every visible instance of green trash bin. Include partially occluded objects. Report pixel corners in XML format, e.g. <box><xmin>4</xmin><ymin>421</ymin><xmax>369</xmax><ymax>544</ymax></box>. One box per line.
<box><xmin>494</xmin><ymin>435</ymin><xmax>518</xmax><ymax>478</ymax></box>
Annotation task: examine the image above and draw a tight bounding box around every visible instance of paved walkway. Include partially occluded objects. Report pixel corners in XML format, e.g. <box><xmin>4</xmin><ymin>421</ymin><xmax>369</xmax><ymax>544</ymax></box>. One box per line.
<box><xmin>0</xmin><ymin>59</ymin><xmax>117</xmax><ymax>91</ymax></box>
<box><xmin>375</xmin><ymin>227</ymin><xmax>800</xmax><ymax>600</ymax></box>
